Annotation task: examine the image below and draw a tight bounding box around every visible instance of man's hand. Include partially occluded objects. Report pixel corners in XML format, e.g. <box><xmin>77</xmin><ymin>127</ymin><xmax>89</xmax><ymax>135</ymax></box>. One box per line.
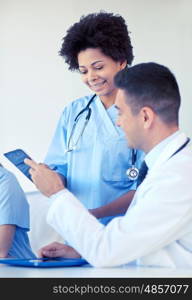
<box><xmin>38</xmin><ymin>242</ymin><xmax>81</xmax><ymax>258</ymax></box>
<box><xmin>24</xmin><ymin>159</ymin><xmax>65</xmax><ymax>197</ymax></box>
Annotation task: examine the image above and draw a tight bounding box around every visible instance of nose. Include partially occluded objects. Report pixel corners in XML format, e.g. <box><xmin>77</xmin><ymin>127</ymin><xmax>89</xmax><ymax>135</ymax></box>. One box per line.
<box><xmin>87</xmin><ymin>70</ymin><xmax>98</xmax><ymax>83</ymax></box>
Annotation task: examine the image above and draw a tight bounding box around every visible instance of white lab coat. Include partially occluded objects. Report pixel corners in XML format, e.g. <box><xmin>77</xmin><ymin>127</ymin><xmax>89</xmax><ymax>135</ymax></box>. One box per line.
<box><xmin>47</xmin><ymin>132</ymin><xmax>192</xmax><ymax>268</ymax></box>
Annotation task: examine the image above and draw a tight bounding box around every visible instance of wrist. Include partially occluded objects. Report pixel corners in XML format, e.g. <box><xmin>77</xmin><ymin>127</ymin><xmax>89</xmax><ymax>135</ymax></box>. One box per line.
<box><xmin>89</xmin><ymin>207</ymin><xmax>105</xmax><ymax>218</ymax></box>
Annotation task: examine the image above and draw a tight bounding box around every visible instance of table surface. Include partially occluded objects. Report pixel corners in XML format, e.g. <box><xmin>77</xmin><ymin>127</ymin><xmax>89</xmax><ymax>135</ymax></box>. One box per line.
<box><xmin>1</xmin><ymin>263</ymin><xmax>192</xmax><ymax>278</ymax></box>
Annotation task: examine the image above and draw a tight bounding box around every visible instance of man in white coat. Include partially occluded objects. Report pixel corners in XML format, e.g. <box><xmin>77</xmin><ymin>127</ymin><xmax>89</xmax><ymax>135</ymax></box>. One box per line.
<box><xmin>25</xmin><ymin>62</ymin><xmax>192</xmax><ymax>268</ymax></box>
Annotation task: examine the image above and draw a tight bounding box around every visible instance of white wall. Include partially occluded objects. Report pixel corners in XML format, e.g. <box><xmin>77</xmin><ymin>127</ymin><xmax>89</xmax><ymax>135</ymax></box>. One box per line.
<box><xmin>1</xmin><ymin>0</ymin><xmax>191</xmax><ymax>191</ymax></box>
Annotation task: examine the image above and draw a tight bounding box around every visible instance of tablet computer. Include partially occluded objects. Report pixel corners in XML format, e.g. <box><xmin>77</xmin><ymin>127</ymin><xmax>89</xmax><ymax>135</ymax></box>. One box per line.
<box><xmin>3</xmin><ymin>149</ymin><xmax>33</xmax><ymax>181</ymax></box>
<box><xmin>0</xmin><ymin>257</ymin><xmax>88</xmax><ymax>268</ymax></box>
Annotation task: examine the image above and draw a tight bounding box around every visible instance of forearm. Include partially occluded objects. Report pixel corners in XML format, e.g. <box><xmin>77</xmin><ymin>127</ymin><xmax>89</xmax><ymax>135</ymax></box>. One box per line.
<box><xmin>47</xmin><ymin>185</ymin><xmax>189</xmax><ymax>268</ymax></box>
<box><xmin>0</xmin><ymin>225</ymin><xmax>15</xmax><ymax>258</ymax></box>
<box><xmin>89</xmin><ymin>190</ymin><xmax>135</xmax><ymax>219</ymax></box>
<box><xmin>47</xmin><ymin>189</ymin><xmax>163</xmax><ymax>267</ymax></box>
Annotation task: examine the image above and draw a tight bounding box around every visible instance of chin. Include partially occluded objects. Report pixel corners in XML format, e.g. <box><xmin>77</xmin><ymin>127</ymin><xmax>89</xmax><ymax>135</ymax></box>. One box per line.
<box><xmin>96</xmin><ymin>88</ymin><xmax>114</xmax><ymax>97</ymax></box>
<box><xmin>95</xmin><ymin>91</ymin><xmax>108</xmax><ymax>97</ymax></box>
<box><xmin>127</xmin><ymin>140</ymin><xmax>134</xmax><ymax>149</ymax></box>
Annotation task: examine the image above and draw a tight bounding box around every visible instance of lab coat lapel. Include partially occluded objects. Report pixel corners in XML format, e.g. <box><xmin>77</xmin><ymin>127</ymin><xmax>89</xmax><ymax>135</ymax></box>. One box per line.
<box><xmin>151</xmin><ymin>132</ymin><xmax>189</xmax><ymax>171</ymax></box>
<box><xmin>94</xmin><ymin>96</ymin><xmax>120</xmax><ymax>138</ymax></box>
<box><xmin>131</xmin><ymin>132</ymin><xmax>189</xmax><ymax>208</ymax></box>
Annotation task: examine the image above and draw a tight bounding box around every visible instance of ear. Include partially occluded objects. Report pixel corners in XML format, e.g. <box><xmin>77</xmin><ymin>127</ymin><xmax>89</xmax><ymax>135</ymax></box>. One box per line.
<box><xmin>141</xmin><ymin>107</ymin><xmax>155</xmax><ymax>129</ymax></box>
<box><xmin>119</xmin><ymin>60</ymin><xmax>127</xmax><ymax>70</ymax></box>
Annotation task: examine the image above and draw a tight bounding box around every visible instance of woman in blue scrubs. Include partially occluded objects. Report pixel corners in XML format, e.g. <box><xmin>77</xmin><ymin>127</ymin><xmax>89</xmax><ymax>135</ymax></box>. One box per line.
<box><xmin>44</xmin><ymin>12</ymin><xmax>144</xmax><ymax>224</ymax></box>
<box><xmin>0</xmin><ymin>164</ymin><xmax>35</xmax><ymax>258</ymax></box>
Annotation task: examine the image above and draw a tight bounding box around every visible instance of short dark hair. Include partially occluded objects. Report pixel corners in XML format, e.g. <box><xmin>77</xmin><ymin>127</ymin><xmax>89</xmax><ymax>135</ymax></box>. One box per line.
<box><xmin>59</xmin><ymin>12</ymin><xmax>134</xmax><ymax>71</ymax></box>
<box><xmin>114</xmin><ymin>62</ymin><xmax>181</xmax><ymax>125</ymax></box>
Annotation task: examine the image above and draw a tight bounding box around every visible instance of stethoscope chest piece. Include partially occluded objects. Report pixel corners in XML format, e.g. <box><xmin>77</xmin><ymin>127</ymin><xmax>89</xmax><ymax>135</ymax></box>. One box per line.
<box><xmin>126</xmin><ymin>149</ymin><xmax>139</xmax><ymax>180</ymax></box>
<box><xmin>126</xmin><ymin>167</ymin><xmax>139</xmax><ymax>180</ymax></box>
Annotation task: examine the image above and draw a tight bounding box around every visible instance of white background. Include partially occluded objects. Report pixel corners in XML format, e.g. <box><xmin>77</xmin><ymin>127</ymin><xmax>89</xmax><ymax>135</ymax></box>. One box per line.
<box><xmin>1</xmin><ymin>0</ymin><xmax>191</xmax><ymax>191</ymax></box>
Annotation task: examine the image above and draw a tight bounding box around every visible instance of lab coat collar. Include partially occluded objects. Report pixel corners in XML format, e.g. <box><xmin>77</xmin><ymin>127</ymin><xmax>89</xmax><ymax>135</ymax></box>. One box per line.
<box><xmin>145</xmin><ymin>130</ymin><xmax>180</xmax><ymax>170</ymax></box>
<box><xmin>148</xmin><ymin>131</ymin><xmax>189</xmax><ymax>171</ymax></box>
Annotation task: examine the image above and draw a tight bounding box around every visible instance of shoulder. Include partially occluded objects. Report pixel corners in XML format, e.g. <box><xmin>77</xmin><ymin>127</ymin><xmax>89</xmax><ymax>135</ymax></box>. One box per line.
<box><xmin>145</xmin><ymin>147</ymin><xmax>192</xmax><ymax>187</ymax></box>
<box><xmin>57</xmin><ymin>94</ymin><xmax>95</xmax><ymax>125</ymax></box>
<box><xmin>0</xmin><ymin>167</ymin><xmax>30</xmax><ymax>229</ymax></box>
<box><xmin>164</xmin><ymin>146</ymin><xmax>192</xmax><ymax>171</ymax></box>
<box><xmin>0</xmin><ymin>167</ymin><xmax>27</xmax><ymax>204</ymax></box>
<box><xmin>0</xmin><ymin>167</ymin><xmax>17</xmax><ymax>187</ymax></box>
<box><xmin>62</xmin><ymin>94</ymin><xmax>94</xmax><ymax>115</ymax></box>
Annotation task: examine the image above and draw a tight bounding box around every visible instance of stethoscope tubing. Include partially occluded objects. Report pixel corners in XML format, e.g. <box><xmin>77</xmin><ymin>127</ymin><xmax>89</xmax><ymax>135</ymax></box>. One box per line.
<box><xmin>66</xmin><ymin>93</ymin><xmax>139</xmax><ymax>180</ymax></box>
<box><xmin>74</xmin><ymin>94</ymin><xmax>96</xmax><ymax>122</ymax></box>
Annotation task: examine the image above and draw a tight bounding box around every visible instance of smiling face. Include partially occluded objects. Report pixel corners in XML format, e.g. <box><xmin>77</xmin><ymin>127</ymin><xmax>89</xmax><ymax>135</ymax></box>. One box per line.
<box><xmin>77</xmin><ymin>48</ymin><xmax>126</xmax><ymax>99</ymax></box>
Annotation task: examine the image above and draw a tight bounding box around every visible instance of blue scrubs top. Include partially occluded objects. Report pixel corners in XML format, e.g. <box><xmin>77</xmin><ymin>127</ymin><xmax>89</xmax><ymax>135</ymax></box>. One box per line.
<box><xmin>0</xmin><ymin>166</ymin><xmax>35</xmax><ymax>258</ymax></box>
<box><xmin>45</xmin><ymin>95</ymin><xmax>144</xmax><ymax>224</ymax></box>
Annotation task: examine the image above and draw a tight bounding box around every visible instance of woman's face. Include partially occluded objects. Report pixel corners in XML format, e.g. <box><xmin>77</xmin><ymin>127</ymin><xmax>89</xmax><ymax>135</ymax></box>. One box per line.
<box><xmin>77</xmin><ymin>48</ymin><xmax>126</xmax><ymax>97</ymax></box>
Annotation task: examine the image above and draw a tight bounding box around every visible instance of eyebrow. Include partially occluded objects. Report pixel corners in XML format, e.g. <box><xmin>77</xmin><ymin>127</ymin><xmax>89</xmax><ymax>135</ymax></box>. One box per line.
<box><xmin>79</xmin><ymin>60</ymin><xmax>103</xmax><ymax>68</ymax></box>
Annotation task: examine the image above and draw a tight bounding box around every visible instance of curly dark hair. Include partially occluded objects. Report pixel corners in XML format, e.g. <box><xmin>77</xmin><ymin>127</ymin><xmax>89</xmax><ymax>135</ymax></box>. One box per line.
<box><xmin>59</xmin><ymin>12</ymin><xmax>134</xmax><ymax>71</ymax></box>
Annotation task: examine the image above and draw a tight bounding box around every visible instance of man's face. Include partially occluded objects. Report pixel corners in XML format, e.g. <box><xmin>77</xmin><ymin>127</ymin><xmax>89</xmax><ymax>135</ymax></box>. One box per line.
<box><xmin>115</xmin><ymin>89</ymin><xmax>143</xmax><ymax>149</ymax></box>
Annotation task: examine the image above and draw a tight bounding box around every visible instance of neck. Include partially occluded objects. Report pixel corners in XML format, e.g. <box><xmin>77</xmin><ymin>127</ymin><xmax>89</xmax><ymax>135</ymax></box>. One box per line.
<box><xmin>144</xmin><ymin>125</ymin><xmax>179</xmax><ymax>153</ymax></box>
<box><xmin>99</xmin><ymin>90</ymin><xmax>117</xmax><ymax>109</ymax></box>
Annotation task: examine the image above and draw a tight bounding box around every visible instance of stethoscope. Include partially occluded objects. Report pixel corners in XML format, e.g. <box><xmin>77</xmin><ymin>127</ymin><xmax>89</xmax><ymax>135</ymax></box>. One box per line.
<box><xmin>170</xmin><ymin>137</ymin><xmax>190</xmax><ymax>158</ymax></box>
<box><xmin>126</xmin><ymin>149</ymin><xmax>139</xmax><ymax>181</ymax></box>
<box><xmin>65</xmin><ymin>93</ymin><xmax>139</xmax><ymax>181</ymax></box>
<box><xmin>65</xmin><ymin>94</ymin><xmax>96</xmax><ymax>153</ymax></box>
